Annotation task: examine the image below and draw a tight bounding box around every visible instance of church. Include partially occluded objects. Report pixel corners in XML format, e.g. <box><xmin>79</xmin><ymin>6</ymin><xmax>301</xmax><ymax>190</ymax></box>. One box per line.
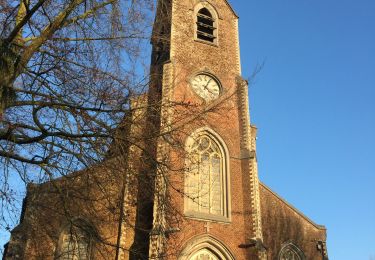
<box><xmin>3</xmin><ymin>0</ymin><xmax>328</xmax><ymax>259</ymax></box>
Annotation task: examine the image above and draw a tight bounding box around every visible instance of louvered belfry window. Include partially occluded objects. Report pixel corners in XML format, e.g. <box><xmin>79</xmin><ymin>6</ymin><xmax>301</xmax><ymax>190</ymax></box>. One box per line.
<box><xmin>197</xmin><ymin>8</ymin><xmax>216</xmax><ymax>43</ymax></box>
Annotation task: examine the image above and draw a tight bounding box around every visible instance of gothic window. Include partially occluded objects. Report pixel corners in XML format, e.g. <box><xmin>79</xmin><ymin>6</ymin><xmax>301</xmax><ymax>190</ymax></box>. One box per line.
<box><xmin>279</xmin><ymin>244</ymin><xmax>305</xmax><ymax>260</ymax></box>
<box><xmin>196</xmin><ymin>8</ymin><xmax>217</xmax><ymax>43</ymax></box>
<box><xmin>185</xmin><ymin>130</ymin><xmax>229</xmax><ymax>221</ymax></box>
<box><xmin>189</xmin><ymin>248</ymin><xmax>220</xmax><ymax>260</ymax></box>
<box><xmin>57</xmin><ymin>222</ymin><xmax>93</xmax><ymax>260</ymax></box>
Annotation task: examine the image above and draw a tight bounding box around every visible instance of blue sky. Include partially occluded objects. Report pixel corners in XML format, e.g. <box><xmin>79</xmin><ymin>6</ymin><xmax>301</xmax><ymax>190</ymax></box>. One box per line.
<box><xmin>230</xmin><ymin>0</ymin><xmax>375</xmax><ymax>259</ymax></box>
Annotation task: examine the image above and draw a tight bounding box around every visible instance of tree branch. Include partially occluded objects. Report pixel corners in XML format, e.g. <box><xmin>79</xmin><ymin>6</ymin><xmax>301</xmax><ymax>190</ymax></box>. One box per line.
<box><xmin>0</xmin><ymin>149</ymin><xmax>48</xmax><ymax>165</ymax></box>
<box><xmin>6</xmin><ymin>0</ymin><xmax>47</xmax><ymax>43</ymax></box>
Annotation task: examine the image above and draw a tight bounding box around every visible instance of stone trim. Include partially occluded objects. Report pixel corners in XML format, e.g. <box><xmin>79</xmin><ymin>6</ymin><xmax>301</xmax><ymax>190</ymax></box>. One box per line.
<box><xmin>237</xmin><ymin>77</ymin><xmax>251</xmax><ymax>151</ymax></box>
<box><xmin>184</xmin><ymin>127</ymin><xmax>232</xmax><ymax>222</ymax></box>
<box><xmin>278</xmin><ymin>242</ymin><xmax>306</xmax><ymax>260</ymax></box>
<box><xmin>236</xmin><ymin>77</ymin><xmax>265</xmax><ymax>260</ymax></box>
<box><xmin>148</xmin><ymin>61</ymin><xmax>175</xmax><ymax>259</ymax></box>
<box><xmin>170</xmin><ymin>0</ymin><xmax>177</xmax><ymax>59</ymax></box>
<box><xmin>193</xmin><ymin>1</ymin><xmax>219</xmax><ymax>46</ymax></box>
<box><xmin>234</xmin><ymin>18</ymin><xmax>241</xmax><ymax>75</ymax></box>
<box><xmin>178</xmin><ymin>234</ymin><xmax>235</xmax><ymax>260</ymax></box>
<box><xmin>115</xmin><ymin>95</ymin><xmax>148</xmax><ymax>260</ymax></box>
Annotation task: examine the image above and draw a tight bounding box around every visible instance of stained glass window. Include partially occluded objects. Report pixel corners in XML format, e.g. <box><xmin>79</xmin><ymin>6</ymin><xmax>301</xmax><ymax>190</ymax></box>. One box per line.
<box><xmin>58</xmin><ymin>225</ymin><xmax>91</xmax><ymax>260</ymax></box>
<box><xmin>279</xmin><ymin>244</ymin><xmax>304</xmax><ymax>260</ymax></box>
<box><xmin>190</xmin><ymin>248</ymin><xmax>220</xmax><ymax>260</ymax></box>
<box><xmin>186</xmin><ymin>133</ymin><xmax>227</xmax><ymax>220</ymax></box>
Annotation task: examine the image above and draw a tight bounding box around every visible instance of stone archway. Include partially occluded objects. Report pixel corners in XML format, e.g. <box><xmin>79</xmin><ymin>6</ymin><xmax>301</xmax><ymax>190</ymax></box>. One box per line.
<box><xmin>178</xmin><ymin>235</ymin><xmax>235</xmax><ymax>260</ymax></box>
<box><xmin>189</xmin><ymin>248</ymin><xmax>221</xmax><ymax>260</ymax></box>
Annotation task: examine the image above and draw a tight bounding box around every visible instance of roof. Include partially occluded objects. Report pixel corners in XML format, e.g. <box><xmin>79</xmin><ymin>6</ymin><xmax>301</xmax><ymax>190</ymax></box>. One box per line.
<box><xmin>260</xmin><ymin>182</ymin><xmax>326</xmax><ymax>230</ymax></box>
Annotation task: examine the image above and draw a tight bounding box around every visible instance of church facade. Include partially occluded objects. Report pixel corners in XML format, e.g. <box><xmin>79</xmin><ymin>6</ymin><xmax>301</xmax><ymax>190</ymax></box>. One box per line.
<box><xmin>4</xmin><ymin>0</ymin><xmax>328</xmax><ymax>259</ymax></box>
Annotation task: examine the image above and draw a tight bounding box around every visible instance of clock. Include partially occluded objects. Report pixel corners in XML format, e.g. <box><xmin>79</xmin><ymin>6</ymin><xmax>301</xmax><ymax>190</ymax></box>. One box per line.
<box><xmin>191</xmin><ymin>74</ymin><xmax>221</xmax><ymax>101</ymax></box>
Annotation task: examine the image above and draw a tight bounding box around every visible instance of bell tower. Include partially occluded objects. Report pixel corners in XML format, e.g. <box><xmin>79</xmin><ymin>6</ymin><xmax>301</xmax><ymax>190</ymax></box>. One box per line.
<box><xmin>2</xmin><ymin>1</ymin><xmax>328</xmax><ymax>259</ymax></box>
<box><xmin>147</xmin><ymin>0</ymin><xmax>265</xmax><ymax>259</ymax></box>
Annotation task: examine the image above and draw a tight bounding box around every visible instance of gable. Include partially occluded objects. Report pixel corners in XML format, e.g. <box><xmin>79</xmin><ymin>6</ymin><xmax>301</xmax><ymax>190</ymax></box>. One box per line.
<box><xmin>223</xmin><ymin>0</ymin><xmax>238</xmax><ymax>18</ymax></box>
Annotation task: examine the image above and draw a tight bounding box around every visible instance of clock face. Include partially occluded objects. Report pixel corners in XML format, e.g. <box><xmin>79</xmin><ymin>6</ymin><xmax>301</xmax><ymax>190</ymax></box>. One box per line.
<box><xmin>191</xmin><ymin>74</ymin><xmax>220</xmax><ymax>101</ymax></box>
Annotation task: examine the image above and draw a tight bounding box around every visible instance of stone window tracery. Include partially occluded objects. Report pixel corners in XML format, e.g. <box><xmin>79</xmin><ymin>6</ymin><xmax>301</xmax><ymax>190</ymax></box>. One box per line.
<box><xmin>189</xmin><ymin>248</ymin><xmax>220</xmax><ymax>260</ymax></box>
<box><xmin>56</xmin><ymin>222</ymin><xmax>93</xmax><ymax>260</ymax></box>
<box><xmin>279</xmin><ymin>243</ymin><xmax>305</xmax><ymax>260</ymax></box>
<box><xmin>185</xmin><ymin>130</ymin><xmax>230</xmax><ymax>221</ymax></box>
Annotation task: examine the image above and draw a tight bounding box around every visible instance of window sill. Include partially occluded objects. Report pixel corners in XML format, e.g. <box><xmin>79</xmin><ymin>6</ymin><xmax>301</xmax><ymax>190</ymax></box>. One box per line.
<box><xmin>184</xmin><ymin>211</ymin><xmax>231</xmax><ymax>223</ymax></box>
<box><xmin>194</xmin><ymin>39</ymin><xmax>219</xmax><ymax>47</ymax></box>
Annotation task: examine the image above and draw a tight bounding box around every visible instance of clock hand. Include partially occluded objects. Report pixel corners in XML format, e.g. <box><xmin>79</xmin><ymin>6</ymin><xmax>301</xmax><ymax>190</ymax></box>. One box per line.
<box><xmin>204</xmin><ymin>79</ymin><xmax>212</xmax><ymax>90</ymax></box>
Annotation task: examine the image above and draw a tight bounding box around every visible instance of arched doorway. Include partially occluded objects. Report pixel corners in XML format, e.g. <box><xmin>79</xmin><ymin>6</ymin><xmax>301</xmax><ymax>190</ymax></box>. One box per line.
<box><xmin>179</xmin><ymin>235</ymin><xmax>235</xmax><ymax>260</ymax></box>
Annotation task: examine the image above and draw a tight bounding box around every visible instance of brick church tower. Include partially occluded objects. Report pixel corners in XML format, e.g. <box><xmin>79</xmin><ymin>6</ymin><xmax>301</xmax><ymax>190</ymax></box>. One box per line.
<box><xmin>144</xmin><ymin>0</ymin><xmax>265</xmax><ymax>259</ymax></box>
<box><xmin>3</xmin><ymin>0</ymin><xmax>328</xmax><ymax>259</ymax></box>
<box><xmin>141</xmin><ymin>0</ymin><xmax>328</xmax><ymax>259</ymax></box>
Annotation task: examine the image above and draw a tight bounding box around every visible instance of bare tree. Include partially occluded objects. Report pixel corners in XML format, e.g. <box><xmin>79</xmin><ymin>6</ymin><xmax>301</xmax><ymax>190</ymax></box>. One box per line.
<box><xmin>0</xmin><ymin>0</ymin><xmax>208</xmax><ymax>258</ymax></box>
<box><xmin>0</xmin><ymin>0</ymin><xmax>156</xmax><ymax>244</ymax></box>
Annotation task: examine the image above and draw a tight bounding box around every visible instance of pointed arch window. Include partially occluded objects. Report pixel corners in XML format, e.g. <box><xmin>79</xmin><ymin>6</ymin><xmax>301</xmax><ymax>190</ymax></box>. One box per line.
<box><xmin>56</xmin><ymin>221</ymin><xmax>95</xmax><ymax>260</ymax></box>
<box><xmin>189</xmin><ymin>248</ymin><xmax>220</xmax><ymax>260</ymax></box>
<box><xmin>185</xmin><ymin>130</ymin><xmax>230</xmax><ymax>222</ymax></box>
<box><xmin>279</xmin><ymin>243</ymin><xmax>305</xmax><ymax>260</ymax></box>
<box><xmin>196</xmin><ymin>7</ymin><xmax>217</xmax><ymax>44</ymax></box>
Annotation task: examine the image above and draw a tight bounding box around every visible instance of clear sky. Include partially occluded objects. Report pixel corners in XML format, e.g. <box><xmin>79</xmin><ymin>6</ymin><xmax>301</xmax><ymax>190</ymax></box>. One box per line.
<box><xmin>230</xmin><ymin>0</ymin><xmax>375</xmax><ymax>259</ymax></box>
